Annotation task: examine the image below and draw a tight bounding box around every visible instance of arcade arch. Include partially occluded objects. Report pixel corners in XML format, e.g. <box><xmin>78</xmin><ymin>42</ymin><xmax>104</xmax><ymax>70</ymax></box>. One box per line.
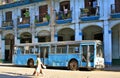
<box><xmin>58</xmin><ymin>28</ymin><xmax>75</xmax><ymax>41</ymax></box>
<box><xmin>112</xmin><ymin>24</ymin><xmax>120</xmax><ymax>65</ymax></box>
<box><xmin>20</xmin><ymin>32</ymin><xmax>32</xmax><ymax>43</ymax></box>
<box><xmin>82</xmin><ymin>25</ymin><xmax>103</xmax><ymax>41</ymax></box>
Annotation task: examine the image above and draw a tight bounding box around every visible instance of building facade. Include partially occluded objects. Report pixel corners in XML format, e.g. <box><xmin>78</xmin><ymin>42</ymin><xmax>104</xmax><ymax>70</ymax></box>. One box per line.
<box><xmin>0</xmin><ymin>0</ymin><xmax>120</xmax><ymax>66</ymax></box>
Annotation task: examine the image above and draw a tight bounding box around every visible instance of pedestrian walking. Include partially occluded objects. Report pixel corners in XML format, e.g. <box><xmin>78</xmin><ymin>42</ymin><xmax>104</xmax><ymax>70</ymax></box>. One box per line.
<box><xmin>33</xmin><ymin>55</ymin><xmax>45</xmax><ymax>76</ymax></box>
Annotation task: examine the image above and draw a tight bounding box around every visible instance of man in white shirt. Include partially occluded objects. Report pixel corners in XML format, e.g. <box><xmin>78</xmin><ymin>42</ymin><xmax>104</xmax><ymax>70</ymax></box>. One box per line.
<box><xmin>33</xmin><ymin>55</ymin><xmax>45</xmax><ymax>76</ymax></box>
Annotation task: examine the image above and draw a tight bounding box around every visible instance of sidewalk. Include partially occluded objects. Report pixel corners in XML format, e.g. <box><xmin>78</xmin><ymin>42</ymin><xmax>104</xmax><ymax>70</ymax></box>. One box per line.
<box><xmin>104</xmin><ymin>66</ymin><xmax>120</xmax><ymax>71</ymax></box>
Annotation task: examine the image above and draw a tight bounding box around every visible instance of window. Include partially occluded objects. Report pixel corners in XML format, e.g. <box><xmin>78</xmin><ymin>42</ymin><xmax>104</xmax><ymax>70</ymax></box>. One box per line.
<box><xmin>58</xmin><ymin>36</ymin><xmax>63</xmax><ymax>41</ymax></box>
<box><xmin>51</xmin><ymin>46</ymin><xmax>56</xmax><ymax>54</ymax></box>
<box><xmin>21</xmin><ymin>8</ymin><xmax>29</xmax><ymax>17</ymax></box>
<box><xmin>97</xmin><ymin>45</ymin><xmax>103</xmax><ymax>58</ymax></box>
<box><xmin>56</xmin><ymin>45</ymin><xmax>67</xmax><ymax>54</ymax></box>
<box><xmin>6</xmin><ymin>11</ymin><xmax>12</xmax><ymax>21</ymax></box>
<box><xmin>39</xmin><ymin>5</ymin><xmax>48</xmax><ymax>22</ymax></box>
<box><xmin>69</xmin><ymin>45</ymin><xmax>79</xmax><ymax>53</ymax></box>
<box><xmin>60</xmin><ymin>1</ymin><xmax>70</xmax><ymax>11</ymax></box>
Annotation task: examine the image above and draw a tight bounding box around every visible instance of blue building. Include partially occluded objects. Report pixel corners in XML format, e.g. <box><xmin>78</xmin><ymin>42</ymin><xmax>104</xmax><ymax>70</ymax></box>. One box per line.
<box><xmin>0</xmin><ymin>0</ymin><xmax>120</xmax><ymax>66</ymax></box>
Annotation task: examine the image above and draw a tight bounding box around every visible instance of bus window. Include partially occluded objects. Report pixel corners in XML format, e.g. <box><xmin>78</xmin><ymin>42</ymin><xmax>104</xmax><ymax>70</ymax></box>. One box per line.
<box><xmin>51</xmin><ymin>46</ymin><xmax>56</xmax><ymax>54</ymax></box>
<box><xmin>82</xmin><ymin>45</ymin><xmax>94</xmax><ymax>62</ymax></box>
<box><xmin>17</xmin><ymin>46</ymin><xmax>24</xmax><ymax>54</ymax></box>
<box><xmin>35</xmin><ymin>46</ymin><xmax>40</xmax><ymax>54</ymax></box>
<box><xmin>29</xmin><ymin>46</ymin><xmax>34</xmax><ymax>54</ymax></box>
<box><xmin>69</xmin><ymin>46</ymin><xmax>75</xmax><ymax>53</ymax></box>
<box><xmin>40</xmin><ymin>47</ymin><xmax>48</xmax><ymax>58</ymax></box>
<box><xmin>57</xmin><ymin>45</ymin><xmax>67</xmax><ymax>54</ymax></box>
<box><xmin>89</xmin><ymin>45</ymin><xmax>94</xmax><ymax>62</ymax></box>
<box><xmin>82</xmin><ymin>45</ymin><xmax>87</xmax><ymax>62</ymax></box>
<box><xmin>16</xmin><ymin>48</ymin><xmax>22</xmax><ymax>54</ymax></box>
<box><xmin>97</xmin><ymin>45</ymin><xmax>103</xmax><ymax>58</ymax></box>
<box><xmin>69</xmin><ymin>45</ymin><xmax>79</xmax><ymax>53</ymax></box>
<box><xmin>24</xmin><ymin>45</ymin><xmax>29</xmax><ymax>54</ymax></box>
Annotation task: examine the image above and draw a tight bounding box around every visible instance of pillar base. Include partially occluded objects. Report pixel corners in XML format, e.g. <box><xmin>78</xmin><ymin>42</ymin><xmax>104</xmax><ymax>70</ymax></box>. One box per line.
<box><xmin>105</xmin><ymin>62</ymin><xmax>112</xmax><ymax>67</ymax></box>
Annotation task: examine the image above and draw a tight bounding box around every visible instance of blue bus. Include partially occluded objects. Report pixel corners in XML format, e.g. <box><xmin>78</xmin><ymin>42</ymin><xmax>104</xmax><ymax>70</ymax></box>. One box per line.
<box><xmin>13</xmin><ymin>40</ymin><xmax>104</xmax><ymax>70</ymax></box>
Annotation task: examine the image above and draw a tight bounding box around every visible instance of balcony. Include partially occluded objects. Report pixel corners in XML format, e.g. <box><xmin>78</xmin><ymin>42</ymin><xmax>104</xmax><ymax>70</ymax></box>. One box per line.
<box><xmin>2</xmin><ymin>20</ymin><xmax>13</xmax><ymax>30</ymax></box>
<box><xmin>55</xmin><ymin>10</ymin><xmax>72</xmax><ymax>24</ymax></box>
<box><xmin>111</xmin><ymin>4</ymin><xmax>120</xmax><ymax>18</ymax></box>
<box><xmin>80</xmin><ymin>6</ymin><xmax>99</xmax><ymax>21</ymax></box>
<box><xmin>35</xmin><ymin>14</ymin><xmax>50</xmax><ymax>27</ymax></box>
<box><xmin>17</xmin><ymin>17</ymin><xmax>30</xmax><ymax>28</ymax></box>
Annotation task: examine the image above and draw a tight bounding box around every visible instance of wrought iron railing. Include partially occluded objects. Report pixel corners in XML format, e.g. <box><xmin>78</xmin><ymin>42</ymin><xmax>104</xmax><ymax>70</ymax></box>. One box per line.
<box><xmin>2</xmin><ymin>20</ymin><xmax>13</xmax><ymax>27</ymax></box>
<box><xmin>80</xmin><ymin>6</ymin><xmax>99</xmax><ymax>17</ymax></box>
<box><xmin>17</xmin><ymin>17</ymin><xmax>30</xmax><ymax>25</ymax></box>
<box><xmin>56</xmin><ymin>10</ymin><xmax>72</xmax><ymax>20</ymax></box>
<box><xmin>34</xmin><ymin>14</ymin><xmax>50</xmax><ymax>23</ymax></box>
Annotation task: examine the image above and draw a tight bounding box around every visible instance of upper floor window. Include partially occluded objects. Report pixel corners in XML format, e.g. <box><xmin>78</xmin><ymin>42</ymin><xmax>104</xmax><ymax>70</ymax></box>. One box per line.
<box><xmin>6</xmin><ymin>11</ymin><xmax>12</xmax><ymax>21</ymax></box>
<box><xmin>85</xmin><ymin>0</ymin><xmax>97</xmax><ymax>8</ymax></box>
<box><xmin>39</xmin><ymin>5</ymin><xmax>48</xmax><ymax>22</ymax></box>
<box><xmin>21</xmin><ymin>8</ymin><xmax>29</xmax><ymax>17</ymax></box>
<box><xmin>60</xmin><ymin>1</ymin><xmax>70</xmax><ymax>11</ymax></box>
<box><xmin>115</xmin><ymin>0</ymin><xmax>120</xmax><ymax>13</ymax></box>
<box><xmin>83</xmin><ymin>0</ymin><xmax>98</xmax><ymax>16</ymax></box>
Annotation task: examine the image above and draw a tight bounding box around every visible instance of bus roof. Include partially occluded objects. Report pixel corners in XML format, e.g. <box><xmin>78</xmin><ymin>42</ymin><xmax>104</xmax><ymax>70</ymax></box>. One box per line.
<box><xmin>14</xmin><ymin>40</ymin><xmax>102</xmax><ymax>47</ymax></box>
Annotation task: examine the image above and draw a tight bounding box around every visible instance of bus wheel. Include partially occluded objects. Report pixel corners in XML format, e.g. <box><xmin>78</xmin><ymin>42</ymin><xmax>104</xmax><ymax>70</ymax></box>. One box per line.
<box><xmin>69</xmin><ymin>60</ymin><xmax>78</xmax><ymax>71</ymax></box>
<box><xmin>27</xmin><ymin>59</ymin><xmax>34</xmax><ymax>67</ymax></box>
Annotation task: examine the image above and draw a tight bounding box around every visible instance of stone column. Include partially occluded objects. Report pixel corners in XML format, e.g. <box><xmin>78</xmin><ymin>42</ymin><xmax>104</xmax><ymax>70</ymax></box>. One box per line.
<box><xmin>34</xmin><ymin>4</ymin><xmax>39</xmax><ymax>43</ymax></box>
<box><xmin>54</xmin><ymin>27</ymin><xmax>58</xmax><ymax>42</ymax></box>
<box><xmin>0</xmin><ymin>12</ymin><xmax>2</xmax><ymax>61</ymax></box>
<box><xmin>74</xmin><ymin>0</ymin><xmax>79</xmax><ymax>23</ymax></box>
<box><xmin>103</xmin><ymin>20</ymin><xmax>112</xmax><ymax>66</ymax></box>
<box><xmin>13</xmin><ymin>8</ymin><xmax>19</xmax><ymax>45</ymax></box>
<box><xmin>30</xmin><ymin>5</ymin><xmax>36</xmax><ymax>43</ymax></box>
<box><xmin>49</xmin><ymin>0</ymin><xmax>55</xmax><ymax>42</ymax></box>
<box><xmin>1</xmin><ymin>39</ymin><xmax>5</xmax><ymax>61</ymax></box>
<box><xmin>75</xmin><ymin>23</ymin><xmax>81</xmax><ymax>41</ymax></box>
<box><xmin>70</xmin><ymin>0</ymin><xmax>75</xmax><ymax>22</ymax></box>
<box><xmin>103</xmin><ymin>0</ymin><xmax>109</xmax><ymax>19</ymax></box>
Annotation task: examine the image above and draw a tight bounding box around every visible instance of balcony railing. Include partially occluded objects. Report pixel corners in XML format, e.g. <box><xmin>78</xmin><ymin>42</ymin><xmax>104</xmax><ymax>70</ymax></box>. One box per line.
<box><xmin>2</xmin><ymin>20</ymin><xmax>13</xmax><ymax>27</ymax></box>
<box><xmin>35</xmin><ymin>14</ymin><xmax>50</xmax><ymax>23</ymax></box>
<box><xmin>111</xmin><ymin>4</ymin><xmax>120</xmax><ymax>14</ymax></box>
<box><xmin>34</xmin><ymin>14</ymin><xmax>50</xmax><ymax>26</ymax></box>
<box><xmin>17</xmin><ymin>17</ymin><xmax>30</xmax><ymax>25</ymax></box>
<box><xmin>80</xmin><ymin>6</ymin><xmax>99</xmax><ymax>17</ymax></box>
<box><xmin>56</xmin><ymin>10</ymin><xmax>72</xmax><ymax>20</ymax></box>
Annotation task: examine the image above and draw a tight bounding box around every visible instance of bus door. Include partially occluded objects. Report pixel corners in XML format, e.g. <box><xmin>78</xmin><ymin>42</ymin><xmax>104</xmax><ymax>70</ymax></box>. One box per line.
<box><xmin>81</xmin><ymin>45</ymin><xmax>94</xmax><ymax>68</ymax></box>
<box><xmin>40</xmin><ymin>46</ymin><xmax>49</xmax><ymax>65</ymax></box>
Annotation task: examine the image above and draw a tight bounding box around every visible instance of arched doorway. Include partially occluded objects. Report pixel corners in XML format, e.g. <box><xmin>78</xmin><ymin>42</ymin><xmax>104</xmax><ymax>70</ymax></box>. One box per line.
<box><xmin>58</xmin><ymin>28</ymin><xmax>75</xmax><ymax>41</ymax></box>
<box><xmin>5</xmin><ymin>33</ymin><xmax>14</xmax><ymax>63</ymax></box>
<box><xmin>82</xmin><ymin>26</ymin><xmax>103</xmax><ymax>41</ymax></box>
<box><xmin>37</xmin><ymin>30</ymin><xmax>51</xmax><ymax>42</ymax></box>
<box><xmin>20</xmin><ymin>32</ymin><xmax>32</xmax><ymax>43</ymax></box>
<box><xmin>112</xmin><ymin>24</ymin><xmax>120</xmax><ymax>65</ymax></box>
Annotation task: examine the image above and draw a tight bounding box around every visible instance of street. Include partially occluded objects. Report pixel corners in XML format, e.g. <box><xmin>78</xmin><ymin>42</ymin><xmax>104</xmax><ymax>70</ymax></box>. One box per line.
<box><xmin>0</xmin><ymin>63</ymin><xmax>120</xmax><ymax>78</ymax></box>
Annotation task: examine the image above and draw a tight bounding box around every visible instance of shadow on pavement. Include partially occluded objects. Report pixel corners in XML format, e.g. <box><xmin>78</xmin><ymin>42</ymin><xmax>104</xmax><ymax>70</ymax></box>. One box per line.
<box><xmin>0</xmin><ymin>73</ymin><xmax>32</xmax><ymax>78</ymax></box>
<box><xmin>0</xmin><ymin>63</ymin><xmax>30</xmax><ymax>68</ymax></box>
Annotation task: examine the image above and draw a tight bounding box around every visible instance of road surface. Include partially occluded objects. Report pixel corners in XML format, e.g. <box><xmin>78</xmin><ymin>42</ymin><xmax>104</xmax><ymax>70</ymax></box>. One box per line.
<box><xmin>0</xmin><ymin>63</ymin><xmax>120</xmax><ymax>78</ymax></box>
